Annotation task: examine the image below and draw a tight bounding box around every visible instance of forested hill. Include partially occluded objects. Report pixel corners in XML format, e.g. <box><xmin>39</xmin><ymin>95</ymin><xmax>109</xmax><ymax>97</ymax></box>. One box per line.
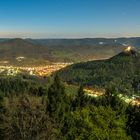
<box><xmin>57</xmin><ymin>47</ymin><xmax>140</xmax><ymax>95</ymax></box>
<box><xmin>0</xmin><ymin>38</ymin><xmax>50</xmax><ymax>59</ymax></box>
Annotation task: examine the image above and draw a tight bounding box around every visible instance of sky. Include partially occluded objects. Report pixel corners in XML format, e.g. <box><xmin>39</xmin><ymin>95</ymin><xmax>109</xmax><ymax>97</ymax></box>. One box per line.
<box><xmin>0</xmin><ymin>0</ymin><xmax>140</xmax><ymax>38</ymax></box>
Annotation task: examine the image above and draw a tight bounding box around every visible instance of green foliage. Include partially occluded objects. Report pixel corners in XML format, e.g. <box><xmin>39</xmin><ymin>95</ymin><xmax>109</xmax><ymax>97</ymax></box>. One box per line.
<box><xmin>65</xmin><ymin>106</ymin><xmax>131</xmax><ymax>140</ymax></box>
<box><xmin>0</xmin><ymin>76</ymin><xmax>47</xmax><ymax>96</ymax></box>
<box><xmin>0</xmin><ymin>74</ymin><xmax>139</xmax><ymax>139</ymax></box>
<box><xmin>0</xmin><ymin>95</ymin><xmax>60</xmax><ymax>140</ymax></box>
<box><xmin>47</xmin><ymin>75</ymin><xmax>70</xmax><ymax>121</ymax></box>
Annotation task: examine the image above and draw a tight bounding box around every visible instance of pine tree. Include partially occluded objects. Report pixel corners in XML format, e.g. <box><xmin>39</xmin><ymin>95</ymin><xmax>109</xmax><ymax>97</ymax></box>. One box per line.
<box><xmin>47</xmin><ymin>75</ymin><xmax>69</xmax><ymax>120</ymax></box>
<box><xmin>72</xmin><ymin>85</ymin><xmax>85</xmax><ymax>109</ymax></box>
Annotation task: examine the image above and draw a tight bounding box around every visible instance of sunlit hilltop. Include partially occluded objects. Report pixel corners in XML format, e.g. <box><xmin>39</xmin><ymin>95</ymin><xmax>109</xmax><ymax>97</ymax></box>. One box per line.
<box><xmin>124</xmin><ymin>46</ymin><xmax>134</xmax><ymax>52</ymax></box>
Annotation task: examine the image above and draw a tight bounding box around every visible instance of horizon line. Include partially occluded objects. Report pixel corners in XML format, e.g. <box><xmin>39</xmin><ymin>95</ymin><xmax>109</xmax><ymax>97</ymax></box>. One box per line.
<box><xmin>0</xmin><ymin>36</ymin><xmax>140</xmax><ymax>40</ymax></box>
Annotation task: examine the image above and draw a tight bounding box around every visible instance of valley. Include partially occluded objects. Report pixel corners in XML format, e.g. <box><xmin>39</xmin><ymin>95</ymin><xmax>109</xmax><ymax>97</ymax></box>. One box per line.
<box><xmin>0</xmin><ymin>38</ymin><xmax>140</xmax><ymax>65</ymax></box>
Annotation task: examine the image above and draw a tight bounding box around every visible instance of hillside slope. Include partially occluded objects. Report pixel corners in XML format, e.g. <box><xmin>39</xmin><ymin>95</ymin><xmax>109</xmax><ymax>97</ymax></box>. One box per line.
<box><xmin>57</xmin><ymin>47</ymin><xmax>140</xmax><ymax>95</ymax></box>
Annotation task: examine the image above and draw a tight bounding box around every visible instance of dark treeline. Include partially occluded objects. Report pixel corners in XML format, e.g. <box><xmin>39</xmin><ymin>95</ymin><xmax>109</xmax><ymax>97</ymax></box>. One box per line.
<box><xmin>0</xmin><ymin>75</ymin><xmax>139</xmax><ymax>140</ymax></box>
<box><xmin>0</xmin><ymin>74</ymin><xmax>48</xmax><ymax>96</ymax></box>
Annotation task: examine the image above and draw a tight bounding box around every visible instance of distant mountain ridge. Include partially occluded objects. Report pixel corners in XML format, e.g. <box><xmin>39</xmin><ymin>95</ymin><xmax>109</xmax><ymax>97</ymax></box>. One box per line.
<box><xmin>1</xmin><ymin>37</ymin><xmax>140</xmax><ymax>47</ymax></box>
<box><xmin>26</xmin><ymin>37</ymin><xmax>140</xmax><ymax>47</ymax></box>
<box><xmin>0</xmin><ymin>37</ymin><xmax>140</xmax><ymax>65</ymax></box>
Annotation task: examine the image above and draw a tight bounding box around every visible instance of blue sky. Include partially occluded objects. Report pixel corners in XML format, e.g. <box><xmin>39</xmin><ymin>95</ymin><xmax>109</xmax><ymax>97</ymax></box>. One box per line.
<box><xmin>0</xmin><ymin>0</ymin><xmax>140</xmax><ymax>38</ymax></box>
